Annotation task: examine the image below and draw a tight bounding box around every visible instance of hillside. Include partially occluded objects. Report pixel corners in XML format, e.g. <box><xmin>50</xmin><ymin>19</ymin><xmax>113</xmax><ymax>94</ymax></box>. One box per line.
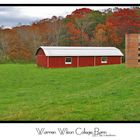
<box><xmin>1</xmin><ymin>7</ymin><xmax>140</xmax><ymax>62</ymax></box>
<box><xmin>0</xmin><ymin>64</ymin><xmax>140</xmax><ymax>121</ymax></box>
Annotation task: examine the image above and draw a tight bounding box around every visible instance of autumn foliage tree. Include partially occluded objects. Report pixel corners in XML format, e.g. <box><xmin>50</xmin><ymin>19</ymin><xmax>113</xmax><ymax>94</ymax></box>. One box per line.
<box><xmin>107</xmin><ymin>8</ymin><xmax>140</xmax><ymax>36</ymax></box>
<box><xmin>66</xmin><ymin>8</ymin><xmax>92</xmax><ymax>46</ymax></box>
<box><xmin>94</xmin><ymin>22</ymin><xmax>122</xmax><ymax>47</ymax></box>
<box><xmin>106</xmin><ymin>8</ymin><xmax>140</xmax><ymax>50</ymax></box>
<box><xmin>0</xmin><ymin>28</ymin><xmax>8</xmax><ymax>60</ymax></box>
<box><xmin>6</xmin><ymin>29</ymin><xmax>32</xmax><ymax>61</ymax></box>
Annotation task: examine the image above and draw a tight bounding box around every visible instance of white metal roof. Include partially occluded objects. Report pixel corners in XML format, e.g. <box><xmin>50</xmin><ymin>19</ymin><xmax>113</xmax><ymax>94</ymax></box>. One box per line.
<box><xmin>38</xmin><ymin>46</ymin><xmax>123</xmax><ymax>56</ymax></box>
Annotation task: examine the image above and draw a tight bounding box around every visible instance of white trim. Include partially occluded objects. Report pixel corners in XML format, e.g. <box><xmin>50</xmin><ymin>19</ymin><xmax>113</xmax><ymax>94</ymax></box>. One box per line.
<box><xmin>94</xmin><ymin>56</ymin><xmax>96</xmax><ymax>66</ymax></box>
<box><xmin>65</xmin><ymin>62</ymin><xmax>72</xmax><ymax>64</ymax></box>
<box><xmin>101</xmin><ymin>61</ymin><xmax>107</xmax><ymax>63</ymax></box>
<box><xmin>77</xmin><ymin>56</ymin><xmax>79</xmax><ymax>67</ymax></box>
<box><xmin>47</xmin><ymin>56</ymin><xmax>49</xmax><ymax>67</ymax></box>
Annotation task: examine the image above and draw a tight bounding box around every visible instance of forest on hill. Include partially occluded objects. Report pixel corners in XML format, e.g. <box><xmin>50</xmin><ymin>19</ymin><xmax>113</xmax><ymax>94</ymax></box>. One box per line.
<box><xmin>0</xmin><ymin>7</ymin><xmax>140</xmax><ymax>63</ymax></box>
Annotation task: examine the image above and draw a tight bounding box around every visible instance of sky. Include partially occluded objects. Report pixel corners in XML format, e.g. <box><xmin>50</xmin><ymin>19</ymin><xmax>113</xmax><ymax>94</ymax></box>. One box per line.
<box><xmin>0</xmin><ymin>6</ymin><xmax>133</xmax><ymax>28</ymax></box>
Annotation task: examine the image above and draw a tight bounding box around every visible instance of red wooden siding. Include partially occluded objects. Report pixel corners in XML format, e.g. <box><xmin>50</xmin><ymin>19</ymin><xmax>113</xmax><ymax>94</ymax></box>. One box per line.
<box><xmin>36</xmin><ymin>48</ymin><xmax>48</xmax><ymax>67</ymax></box>
<box><xmin>49</xmin><ymin>56</ymin><xmax>77</xmax><ymax>68</ymax></box>
<box><xmin>95</xmin><ymin>56</ymin><xmax>121</xmax><ymax>66</ymax></box>
<box><xmin>79</xmin><ymin>56</ymin><xmax>94</xmax><ymax>67</ymax></box>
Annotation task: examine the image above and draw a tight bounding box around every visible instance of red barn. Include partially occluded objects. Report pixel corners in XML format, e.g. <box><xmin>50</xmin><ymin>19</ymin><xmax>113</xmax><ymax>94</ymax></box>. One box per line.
<box><xmin>35</xmin><ymin>46</ymin><xmax>123</xmax><ymax>68</ymax></box>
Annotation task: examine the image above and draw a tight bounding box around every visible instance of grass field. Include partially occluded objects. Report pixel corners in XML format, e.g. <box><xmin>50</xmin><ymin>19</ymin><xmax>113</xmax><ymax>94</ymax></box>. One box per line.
<box><xmin>0</xmin><ymin>64</ymin><xmax>140</xmax><ymax>121</ymax></box>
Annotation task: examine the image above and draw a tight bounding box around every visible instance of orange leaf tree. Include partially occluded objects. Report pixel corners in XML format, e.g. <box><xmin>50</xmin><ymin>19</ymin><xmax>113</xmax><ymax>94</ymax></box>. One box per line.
<box><xmin>94</xmin><ymin>22</ymin><xmax>122</xmax><ymax>47</ymax></box>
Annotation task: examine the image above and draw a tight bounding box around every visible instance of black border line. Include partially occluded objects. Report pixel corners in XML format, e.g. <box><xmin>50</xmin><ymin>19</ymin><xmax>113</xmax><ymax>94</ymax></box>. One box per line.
<box><xmin>0</xmin><ymin>4</ymin><xmax>139</xmax><ymax>6</ymax></box>
<box><xmin>0</xmin><ymin>3</ymin><xmax>139</xmax><ymax>123</ymax></box>
<box><xmin>0</xmin><ymin>120</ymin><xmax>140</xmax><ymax>123</ymax></box>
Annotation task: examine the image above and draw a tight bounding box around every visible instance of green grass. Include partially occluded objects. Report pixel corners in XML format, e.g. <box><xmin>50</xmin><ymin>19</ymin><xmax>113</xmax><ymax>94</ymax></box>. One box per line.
<box><xmin>0</xmin><ymin>64</ymin><xmax>140</xmax><ymax>121</ymax></box>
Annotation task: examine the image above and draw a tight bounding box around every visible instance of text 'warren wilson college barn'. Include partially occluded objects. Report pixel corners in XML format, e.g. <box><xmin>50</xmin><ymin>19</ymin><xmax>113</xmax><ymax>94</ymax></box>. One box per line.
<box><xmin>35</xmin><ymin>46</ymin><xmax>123</xmax><ymax>68</ymax></box>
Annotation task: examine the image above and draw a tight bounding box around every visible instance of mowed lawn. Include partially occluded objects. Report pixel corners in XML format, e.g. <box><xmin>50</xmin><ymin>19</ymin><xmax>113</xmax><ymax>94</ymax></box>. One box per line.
<box><xmin>0</xmin><ymin>64</ymin><xmax>140</xmax><ymax>121</ymax></box>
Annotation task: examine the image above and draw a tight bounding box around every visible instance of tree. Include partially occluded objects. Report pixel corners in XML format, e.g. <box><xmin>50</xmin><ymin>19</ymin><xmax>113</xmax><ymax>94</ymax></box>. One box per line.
<box><xmin>86</xmin><ymin>10</ymin><xmax>107</xmax><ymax>39</ymax></box>
<box><xmin>94</xmin><ymin>22</ymin><xmax>122</xmax><ymax>47</ymax></box>
<box><xmin>66</xmin><ymin>8</ymin><xmax>93</xmax><ymax>46</ymax></box>
<box><xmin>0</xmin><ymin>28</ymin><xmax>8</xmax><ymax>59</ymax></box>
<box><xmin>107</xmin><ymin>8</ymin><xmax>140</xmax><ymax>36</ymax></box>
<box><xmin>45</xmin><ymin>16</ymin><xmax>65</xmax><ymax>46</ymax></box>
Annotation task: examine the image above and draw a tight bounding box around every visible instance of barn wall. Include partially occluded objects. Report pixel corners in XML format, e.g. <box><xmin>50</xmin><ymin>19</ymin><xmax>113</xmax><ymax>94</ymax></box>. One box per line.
<box><xmin>95</xmin><ymin>56</ymin><xmax>121</xmax><ymax>66</ymax></box>
<box><xmin>79</xmin><ymin>56</ymin><xmax>94</xmax><ymax>67</ymax></box>
<box><xmin>36</xmin><ymin>48</ymin><xmax>48</xmax><ymax>67</ymax></box>
<box><xmin>49</xmin><ymin>56</ymin><xmax>77</xmax><ymax>68</ymax></box>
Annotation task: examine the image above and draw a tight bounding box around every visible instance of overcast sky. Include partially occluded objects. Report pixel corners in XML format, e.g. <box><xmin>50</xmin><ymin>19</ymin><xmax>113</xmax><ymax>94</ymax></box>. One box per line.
<box><xmin>0</xmin><ymin>6</ymin><xmax>132</xmax><ymax>28</ymax></box>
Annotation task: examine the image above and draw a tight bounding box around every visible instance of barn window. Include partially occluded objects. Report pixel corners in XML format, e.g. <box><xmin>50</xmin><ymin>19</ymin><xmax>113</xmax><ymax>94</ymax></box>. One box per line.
<box><xmin>101</xmin><ymin>56</ymin><xmax>107</xmax><ymax>63</ymax></box>
<box><xmin>65</xmin><ymin>57</ymin><xmax>72</xmax><ymax>64</ymax></box>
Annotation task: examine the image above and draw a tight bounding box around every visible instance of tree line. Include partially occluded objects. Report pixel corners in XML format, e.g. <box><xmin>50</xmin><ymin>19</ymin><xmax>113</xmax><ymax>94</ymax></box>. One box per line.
<box><xmin>0</xmin><ymin>7</ymin><xmax>140</xmax><ymax>63</ymax></box>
